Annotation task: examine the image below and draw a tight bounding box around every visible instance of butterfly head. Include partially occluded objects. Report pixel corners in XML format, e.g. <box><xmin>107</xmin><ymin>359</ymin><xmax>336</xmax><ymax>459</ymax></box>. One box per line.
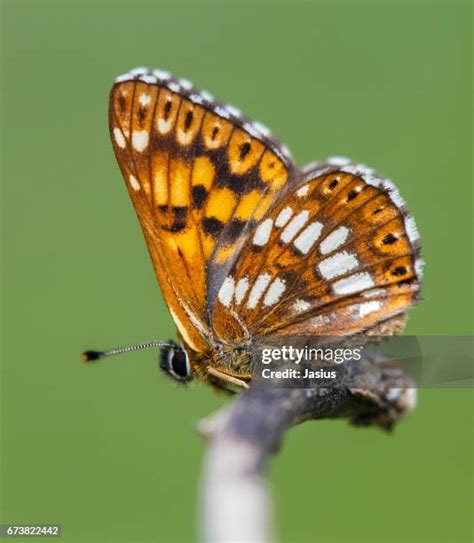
<box><xmin>159</xmin><ymin>341</ymin><xmax>193</xmax><ymax>384</ymax></box>
<box><xmin>80</xmin><ymin>337</ymin><xmax>252</xmax><ymax>391</ymax></box>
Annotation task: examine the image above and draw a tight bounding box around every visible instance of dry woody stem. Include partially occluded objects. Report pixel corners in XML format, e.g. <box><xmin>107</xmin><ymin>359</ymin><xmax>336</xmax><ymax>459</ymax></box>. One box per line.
<box><xmin>199</xmin><ymin>355</ymin><xmax>415</xmax><ymax>542</ymax></box>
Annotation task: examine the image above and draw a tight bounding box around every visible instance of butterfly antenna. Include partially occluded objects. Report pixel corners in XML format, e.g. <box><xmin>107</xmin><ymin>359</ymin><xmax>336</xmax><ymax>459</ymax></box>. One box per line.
<box><xmin>81</xmin><ymin>340</ymin><xmax>174</xmax><ymax>362</ymax></box>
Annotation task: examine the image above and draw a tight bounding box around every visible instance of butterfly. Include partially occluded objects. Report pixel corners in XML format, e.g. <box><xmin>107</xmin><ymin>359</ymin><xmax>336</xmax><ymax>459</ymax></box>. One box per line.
<box><xmin>82</xmin><ymin>66</ymin><xmax>423</xmax><ymax>392</ymax></box>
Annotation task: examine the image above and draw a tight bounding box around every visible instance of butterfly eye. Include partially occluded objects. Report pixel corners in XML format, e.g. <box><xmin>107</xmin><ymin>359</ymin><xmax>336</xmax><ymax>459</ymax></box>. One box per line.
<box><xmin>160</xmin><ymin>346</ymin><xmax>192</xmax><ymax>383</ymax></box>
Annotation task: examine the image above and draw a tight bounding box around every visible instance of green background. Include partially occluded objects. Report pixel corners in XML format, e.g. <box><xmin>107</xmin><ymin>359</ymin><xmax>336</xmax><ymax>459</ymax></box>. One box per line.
<box><xmin>1</xmin><ymin>1</ymin><xmax>472</xmax><ymax>542</ymax></box>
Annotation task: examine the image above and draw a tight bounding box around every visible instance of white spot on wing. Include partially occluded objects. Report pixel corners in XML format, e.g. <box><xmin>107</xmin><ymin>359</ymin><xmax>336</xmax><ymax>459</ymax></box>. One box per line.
<box><xmin>309</xmin><ymin>314</ymin><xmax>331</xmax><ymax>329</ymax></box>
<box><xmin>115</xmin><ymin>73</ymin><xmax>133</xmax><ymax>83</ymax></box>
<box><xmin>296</xmin><ymin>184</ymin><xmax>310</xmax><ymax>197</ymax></box>
<box><xmin>139</xmin><ymin>93</ymin><xmax>151</xmax><ymax>106</ymax></box>
<box><xmin>280</xmin><ymin>210</ymin><xmax>309</xmax><ymax>243</ymax></box>
<box><xmin>218</xmin><ymin>276</ymin><xmax>235</xmax><ymax>307</ymax></box>
<box><xmin>362</xmin><ymin>288</ymin><xmax>386</xmax><ymax>298</ymax></box>
<box><xmin>306</xmin><ymin>166</ymin><xmax>332</xmax><ymax>179</ymax></box>
<box><xmin>356</xmin><ymin>164</ymin><xmax>375</xmax><ymax>176</ymax></box>
<box><xmin>415</xmin><ymin>258</ymin><xmax>424</xmax><ymax>278</ymax></box>
<box><xmin>252</xmin><ymin>121</ymin><xmax>271</xmax><ymax>138</ymax></box>
<box><xmin>318</xmin><ymin>251</ymin><xmax>359</xmax><ymax>280</ymax></box>
<box><xmin>275</xmin><ymin>207</ymin><xmax>293</xmax><ymax>228</ymax></box>
<box><xmin>293</xmin><ymin>221</ymin><xmax>323</xmax><ymax>254</ymax></box>
<box><xmin>405</xmin><ymin>216</ymin><xmax>420</xmax><ymax>243</ymax></box>
<box><xmin>243</xmin><ymin>123</ymin><xmax>260</xmax><ymax>139</ymax></box>
<box><xmin>139</xmin><ymin>74</ymin><xmax>157</xmax><ymax>84</ymax></box>
<box><xmin>293</xmin><ymin>299</ymin><xmax>311</xmax><ymax>313</ymax></box>
<box><xmin>200</xmin><ymin>90</ymin><xmax>214</xmax><ymax>102</ymax></box>
<box><xmin>129</xmin><ymin>174</ymin><xmax>140</xmax><ymax>191</ymax></box>
<box><xmin>167</xmin><ymin>81</ymin><xmax>181</xmax><ymax>93</ymax></box>
<box><xmin>263</xmin><ymin>278</ymin><xmax>286</xmax><ymax>306</ymax></box>
<box><xmin>130</xmin><ymin>67</ymin><xmax>148</xmax><ymax>75</ymax></box>
<box><xmin>319</xmin><ymin>226</ymin><xmax>350</xmax><ymax>255</ymax></box>
<box><xmin>189</xmin><ymin>94</ymin><xmax>204</xmax><ymax>105</ymax></box>
<box><xmin>214</xmin><ymin>106</ymin><xmax>230</xmax><ymax>119</ymax></box>
<box><xmin>113</xmin><ymin>127</ymin><xmax>126</xmax><ymax>149</ymax></box>
<box><xmin>358</xmin><ymin>300</ymin><xmax>382</xmax><ymax>317</ymax></box>
<box><xmin>178</xmin><ymin>78</ymin><xmax>193</xmax><ymax>90</ymax></box>
<box><xmin>332</xmin><ymin>272</ymin><xmax>374</xmax><ymax>295</ymax></box>
<box><xmin>328</xmin><ymin>156</ymin><xmax>351</xmax><ymax>166</ymax></box>
<box><xmin>132</xmin><ymin>130</ymin><xmax>149</xmax><ymax>152</ymax></box>
<box><xmin>225</xmin><ymin>104</ymin><xmax>241</xmax><ymax>117</ymax></box>
<box><xmin>253</xmin><ymin>219</ymin><xmax>273</xmax><ymax>246</ymax></box>
<box><xmin>364</xmin><ymin>174</ymin><xmax>382</xmax><ymax>187</ymax></box>
<box><xmin>158</xmin><ymin>118</ymin><xmax>172</xmax><ymax>134</ymax></box>
<box><xmin>280</xmin><ymin>144</ymin><xmax>292</xmax><ymax>160</ymax></box>
<box><xmin>341</xmin><ymin>164</ymin><xmax>360</xmax><ymax>175</ymax></box>
<box><xmin>247</xmin><ymin>273</ymin><xmax>271</xmax><ymax>309</ymax></box>
<box><xmin>383</xmin><ymin>181</ymin><xmax>405</xmax><ymax>208</ymax></box>
<box><xmin>235</xmin><ymin>277</ymin><xmax>250</xmax><ymax>305</ymax></box>
<box><xmin>152</xmin><ymin>69</ymin><xmax>171</xmax><ymax>80</ymax></box>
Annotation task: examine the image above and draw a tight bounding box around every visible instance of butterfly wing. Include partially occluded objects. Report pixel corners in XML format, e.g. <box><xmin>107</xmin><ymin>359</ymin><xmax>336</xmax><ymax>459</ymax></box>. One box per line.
<box><xmin>109</xmin><ymin>68</ymin><xmax>295</xmax><ymax>352</ymax></box>
<box><xmin>212</xmin><ymin>158</ymin><xmax>423</xmax><ymax>342</ymax></box>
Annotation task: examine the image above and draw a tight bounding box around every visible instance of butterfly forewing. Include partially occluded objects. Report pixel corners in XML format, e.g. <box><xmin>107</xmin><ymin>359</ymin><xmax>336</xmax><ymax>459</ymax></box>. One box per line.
<box><xmin>109</xmin><ymin>69</ymin><xmax>295</xmax><ymax>352</ymax></box>
<box><xmin>212</xmin><ymin>160</ymin><xmax>422</xmax><ymax>341</ymax></box>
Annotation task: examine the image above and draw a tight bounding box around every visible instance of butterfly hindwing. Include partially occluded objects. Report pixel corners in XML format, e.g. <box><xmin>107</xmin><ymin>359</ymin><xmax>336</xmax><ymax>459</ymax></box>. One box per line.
<box><xmin>212</xmin><ymin>159</ymin><xmax>423</xmax><ymax>341</ymax></box>
<box><xmin>109</xmin><ymin>68</ymin><xmax>295</xmax><ymax>352</ymax></box>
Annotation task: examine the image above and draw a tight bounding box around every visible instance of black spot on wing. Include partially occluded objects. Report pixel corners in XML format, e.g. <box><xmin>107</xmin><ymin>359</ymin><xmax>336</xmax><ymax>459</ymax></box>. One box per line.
<box><xmin>391</xmin><ymin>266</ymin><xmax>407</xmax><ymax>277</ymax></box>
<box><xmin>203</xmin><ymin>217</ymin><xmax>224</xmax><ymax>236</ymax></box>
<box><xmin>214</xmin><ymin>159</ymin><xmax>266</xmax><ymax>195</ymax></box>
<box><xmin>164</xmin><ymin>100</ymin><xmax>172</xmax><ymax>120</ymax></box>
<box><xmin>191</xmin><ymin>140</ymin><xmax>266</xmax><ymax>195</ymax></box>
<box><xmin>173</xmin><ymin>206</ymin><xmax>188</xmax><ymax>221</ymax></box>
<box><xmin>382</xmin><ymin>233</ymin><xmax>398</xmax><ymax>245</ymax></box>
<box><xmin>223</xmin><ymin>218</ymin><xmax>247</xmax><ymax>243</ymax></box>
<box><xmin>347</xmin><ymin>190</ymin><xmax>358</xmax><ymax>201</ymax></box>
<box><xmin>161</xmin><ymin>206</ymin><xmax>188</xmax><ymax>232</ymax></box>
<box><xmin>118</xmin><ymin>94</ymin><xmax>127</xmax><ymax>112</ymax></box>
<box><xmin>184</xmin><ymin>110</ymin><xmax>193</xmax><ymax>131</ymax></box>
<box><xmin>239</xmin><ymin>142</ymin><xmax>251</xmax><ymax>160</ymax></box>
<box><xmin>138</xmin><ymin>106</ymin><xmax>146</xmax><ymax>124</ymax></box>
<box><xmin>192</xmin><ymin>185</ymin><xmax>208</xmax><ymax>209</ymax></box>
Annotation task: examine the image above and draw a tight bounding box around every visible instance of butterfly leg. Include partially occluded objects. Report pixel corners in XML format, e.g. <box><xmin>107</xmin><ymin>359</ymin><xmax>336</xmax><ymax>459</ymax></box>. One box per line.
<box><xmin>206</xmin><ymin>366</ymin><xmax>250</xmax><ymax>389</ymax></box>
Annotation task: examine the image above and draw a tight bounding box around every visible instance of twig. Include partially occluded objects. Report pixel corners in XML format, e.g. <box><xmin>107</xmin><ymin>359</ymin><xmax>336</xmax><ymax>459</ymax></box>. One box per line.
<box><xmin>199</xmin><ymin>355</ymin><xmax>416</xmax><ymax>543</ymax></box>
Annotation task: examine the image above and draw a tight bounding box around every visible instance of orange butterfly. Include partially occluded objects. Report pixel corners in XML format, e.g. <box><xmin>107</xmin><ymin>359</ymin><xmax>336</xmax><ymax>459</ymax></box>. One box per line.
<box><xmin>82</xmin><ymin>67</ymin><xmax>423</xmax><ymax>391</ymax></box>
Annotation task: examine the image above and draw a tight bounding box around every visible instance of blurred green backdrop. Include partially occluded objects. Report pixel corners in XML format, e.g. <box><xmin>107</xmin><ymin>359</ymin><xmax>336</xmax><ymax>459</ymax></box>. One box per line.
<box><xmin>1</xmin><ymin>1</ymin><xmax>472</xmax><ymax>542</ymax></box>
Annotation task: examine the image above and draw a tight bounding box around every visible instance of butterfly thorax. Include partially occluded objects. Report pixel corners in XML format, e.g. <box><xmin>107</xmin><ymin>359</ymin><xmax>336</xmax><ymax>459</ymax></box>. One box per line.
<box><xmin>186</xmin><ymin>341</ymin><xmax>254</xmax><ymax>384</ymax></box>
